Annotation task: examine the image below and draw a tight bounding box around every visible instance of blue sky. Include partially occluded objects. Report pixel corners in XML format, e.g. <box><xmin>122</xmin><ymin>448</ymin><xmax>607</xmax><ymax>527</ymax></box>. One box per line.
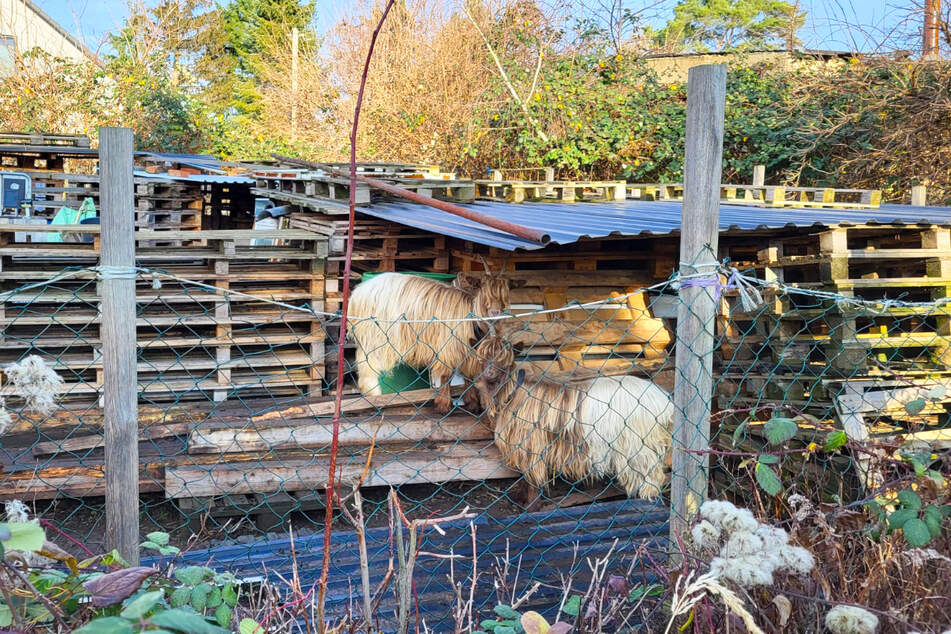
<box><xmin>34</xmin><ymin>0</ymin><xmax>913</xmax><ymax>55</ymax></box>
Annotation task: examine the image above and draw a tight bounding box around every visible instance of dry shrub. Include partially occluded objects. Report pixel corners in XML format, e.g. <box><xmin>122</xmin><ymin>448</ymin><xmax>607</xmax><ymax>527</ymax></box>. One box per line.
<box><xmin>781</xmin><ymin>58</ymin><xmax>951</xmax><ymax>203</ymax></box>
<box><xmin>319</xmin><ymin>0</ymin><xmax>498</xmax><ymax>166</ymax></box>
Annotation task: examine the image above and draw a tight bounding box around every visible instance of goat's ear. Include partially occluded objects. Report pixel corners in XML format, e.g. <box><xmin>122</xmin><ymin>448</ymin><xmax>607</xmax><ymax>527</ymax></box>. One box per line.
<box><xmin>515</xmin><ymin>368</ymin><xmax>525</xmax><ymax>389</ymax></box>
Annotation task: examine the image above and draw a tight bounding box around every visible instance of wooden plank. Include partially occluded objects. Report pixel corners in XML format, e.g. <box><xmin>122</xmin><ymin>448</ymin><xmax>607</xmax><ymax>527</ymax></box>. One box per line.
<box><xmin>31</xmin><ymin>423</ymin><xmax>190</xmax><ymax>457</ymax></box>
<box><xmin>246</xmin><ymin>388</ymin><xmax>449</xmax><ymax>425</ymax></box>
<box><xmin>188</xmin><ymin>414</ymin><xmax>493</xmax><ymax>454</ymax></box>
<box><xmin>164</xmin><ymin>442</ymin><xmax>517</xmax><ymax>498</ymax></box>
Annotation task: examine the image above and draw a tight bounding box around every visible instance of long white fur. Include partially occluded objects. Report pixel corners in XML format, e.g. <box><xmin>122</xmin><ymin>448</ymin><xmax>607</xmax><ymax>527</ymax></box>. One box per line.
<box><xmin>348</xmin><ymin>272</ymin><xmax>496</xmax><ymax>401</ymax></box>
<box><xmin>576</xmin><ymin>376</ymin><xmax>674</xmax><ymax>499</ymax></box>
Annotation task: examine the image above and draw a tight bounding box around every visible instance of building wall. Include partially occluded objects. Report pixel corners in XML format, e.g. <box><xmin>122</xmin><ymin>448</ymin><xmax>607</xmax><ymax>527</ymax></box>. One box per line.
<box><xmin>0</xmin><ymin>0</ymin><xmax>89</xmax><ymax>75</ymax></box>
<box><xmin>645</xmin><ymin>50</ymin><xmax>849</xmax><ymax>82</ymax></box>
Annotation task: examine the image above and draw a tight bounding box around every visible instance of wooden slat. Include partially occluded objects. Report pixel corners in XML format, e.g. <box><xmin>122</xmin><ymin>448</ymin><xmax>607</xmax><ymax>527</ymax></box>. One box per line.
<box><xmin>164</xmin><ymin>442</ymin><xmax>516</xmax><ymax>498</ymax></box>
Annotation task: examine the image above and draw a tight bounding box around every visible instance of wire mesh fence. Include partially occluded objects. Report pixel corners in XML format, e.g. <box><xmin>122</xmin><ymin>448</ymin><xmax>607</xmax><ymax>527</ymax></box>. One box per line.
<box><xmin>0</xmin><ymin>234</ymin><xmax>949</xmax><ymax>629</ymax></box>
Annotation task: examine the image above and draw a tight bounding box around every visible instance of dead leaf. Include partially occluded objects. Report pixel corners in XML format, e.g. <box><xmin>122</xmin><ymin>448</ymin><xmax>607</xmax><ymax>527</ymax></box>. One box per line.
<box><xmin>38</xmin><ymin>541</ymin><xmax>78</xmax><ymax>576</ymax></box>
<box><xmin>520</xmin><ymin>611</ymin><xmax>550</xmax><ymax>634</ymax></box>
<box><xmin>772</xmin><ymin>594</ymin><xmax>792</xmax><ymax>627</ymax></box>
<box><xmin>83</xmin><ymin>567</ymin><xmax>158</xmax><ymax>607</ymax></box>
<box><xmin>548</xmin><ymin>623</ymin><xmax>573</xmax><ymax>634</ymax></box>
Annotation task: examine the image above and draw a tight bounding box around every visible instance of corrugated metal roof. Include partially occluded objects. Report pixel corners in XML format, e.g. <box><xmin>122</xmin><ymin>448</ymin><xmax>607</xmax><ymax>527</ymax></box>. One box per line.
<box><xmin>358</xmin><ymin>199</ymin><xmax>951</xmax><ymax>250</ymax></box>
<box><xmin>133</xmin><ymin>170</ymin><xmax>254</xmax><ymax>185</ymax></box>
<box><xmin>146</xmin><ymin>498</ymin><xmax>668</xmax><ymax>630</ymax></box>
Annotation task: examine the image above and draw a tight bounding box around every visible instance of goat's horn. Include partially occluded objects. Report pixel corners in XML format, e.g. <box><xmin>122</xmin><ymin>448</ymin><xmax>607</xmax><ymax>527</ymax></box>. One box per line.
<box><xmin>478</xmin><ymin>254</ymin><xmax>491</xmax><ymax>273</ymax></box>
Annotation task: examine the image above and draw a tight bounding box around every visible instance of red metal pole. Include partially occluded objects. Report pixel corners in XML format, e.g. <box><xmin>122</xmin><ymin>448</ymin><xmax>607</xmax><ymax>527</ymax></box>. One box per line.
<box><xmin>272</xmin><ymin>154</ymin><xmax>550</xmax><ymax>244</ymax></box>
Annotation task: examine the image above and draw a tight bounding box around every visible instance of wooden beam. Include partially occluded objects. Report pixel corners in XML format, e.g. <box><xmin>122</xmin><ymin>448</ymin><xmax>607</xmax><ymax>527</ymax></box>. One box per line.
<box><xmin>670</xmin><ymin>64</ymin><xmax>727</xmax><ymax>557</ymax></box>
<box><xmin>100</xmin><ymin>126</ymin><xmax>140</xmax><ymax>565</ymax></box>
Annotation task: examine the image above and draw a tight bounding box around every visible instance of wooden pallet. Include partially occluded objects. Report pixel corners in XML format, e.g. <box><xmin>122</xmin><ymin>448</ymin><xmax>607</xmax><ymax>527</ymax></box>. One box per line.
<box><xmin>0</xmin><ymin>226</ymin><xmax>327</xmax><ymax>403</ymax></box>
<box><xmin>627</xmin><ymin>183</ymin><xmax>882</xmax><ymax>209</ymax></box>
<box><xmin>475</xmin><ymin>179</ymin><xmax>626</xmax><ymax>203</ymax></box>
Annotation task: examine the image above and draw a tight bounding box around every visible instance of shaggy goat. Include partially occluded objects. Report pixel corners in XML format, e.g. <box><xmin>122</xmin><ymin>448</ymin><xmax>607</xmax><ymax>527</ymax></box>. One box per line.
<box><xmin>348</xmin><ymin>270</ymin><xmax>509</xmax><ymax>413</ymax></box>
<box><xmin>474</xmin><ymin>335</ymin><xmax>673</xmax><ymax>499</ymax></box>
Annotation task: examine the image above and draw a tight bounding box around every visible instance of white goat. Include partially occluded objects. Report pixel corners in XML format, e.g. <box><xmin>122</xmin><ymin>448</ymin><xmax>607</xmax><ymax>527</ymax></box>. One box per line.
<box><xmin>348</xmin><ymin>270</ymin><xmax>509</xmax><ymax>412</ymax></box>
<box><xmin>474</xmin><ymin>335</ymin><xmax>674</xmax><ymax>499</ymax></box>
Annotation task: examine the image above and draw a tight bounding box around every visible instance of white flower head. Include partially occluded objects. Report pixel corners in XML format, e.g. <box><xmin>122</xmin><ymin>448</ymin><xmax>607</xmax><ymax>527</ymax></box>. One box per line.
<box><xmin>777</xmin><ymin>545</ymin><xmax>815</xmax><ymax>575</ymax></box>
<box><xmin>710</xmin><ymin>555</ymin><xmax>775</xmax><ymax>588</ymax></box>
<box><xmin>4</xmin><ymin>499</ymin><xmax>30</xmax><ymax>523</ymax></box>
<box><xmin>0</xmin><ymin>402</ymin><xmax>11</xmax><ymax>436</ymax></box>
<box><xmin>825</xmin><ymin>605</ymin><xmax>878</xmax><ymax>634</ymax></box>
<box><xmin>4</xmin><ymin>356</ymin><xmax>64</xmax><ymax>415</ymax></box>
<box><xmin>699</xmin><ymin>500</ymin><xmax>759</xmax><ymax>533</ymax></box>
<box><xmin>691</xmin><ymin>520</ymin><xmax>721</xmax><ymax>550</ymax></box>
<box><xmin>722</xmin><ymin>531</ymin><xmax>764</xmax><ymax>558</ymax></box>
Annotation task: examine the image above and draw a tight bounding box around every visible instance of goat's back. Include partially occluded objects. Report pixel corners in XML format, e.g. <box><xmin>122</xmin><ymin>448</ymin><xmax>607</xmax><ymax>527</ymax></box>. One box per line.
<box><xmin>349</xmin><ymin>273</ymin><xmax>475</xmax><ymax>321</ymax></box>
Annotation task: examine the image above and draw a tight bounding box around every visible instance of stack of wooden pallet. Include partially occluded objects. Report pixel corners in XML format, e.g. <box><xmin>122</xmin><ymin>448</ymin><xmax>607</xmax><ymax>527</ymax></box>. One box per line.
<box><xmin>135</xmin><ymin>177</ymin><xmax>205</xmax><ymax>243</ymax></box>
<box><xmin>0</xmin><ymin>389</ymin><xmax>514</xmax><ymax>529</ymax></box>
<box><xmin>0</xmin><ymin>133</ymin><xmax>100</xmax><ymax>217</ymax></box>
<box><xmin>476</xmin><ymin>179</ymin><xmax>627</xmax><ymax>203</ymax></box>
<box><xmin>713</xmin><ymin>224</ymin><xmax>951</xmax><ymax>496</ymax></box>
<box><xmin>627</xmin><ymin>182</ymin><xmax>882</xmax><ymax>209</ymax></box>
<box><xmin>0</xmin><ymin>225</ymin><xmax>327</xmax><ymax>404</ymax></box>
<box><xmin>451</xmin><ymin>242</ymin><xmax>675</xmax><ymax>377</ymax></box>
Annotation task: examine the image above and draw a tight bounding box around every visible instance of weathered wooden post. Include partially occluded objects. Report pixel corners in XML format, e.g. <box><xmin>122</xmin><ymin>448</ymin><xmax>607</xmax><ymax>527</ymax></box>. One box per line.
<box><xmin>753</xmin><ymin>164</ymin><xmax>765</xmax><ymax>187</ymax></box>
<box><xmin>912</xmin><ymin>185</ymin><xmax>927</xmax><ymax>207</ymax></box>
<box><xmin>100</xmin><ymin>126</ymin><xmax>139</xmax><ymax>565</ymax></box>
<box><xmin>669</xmin><ymin>65</ymin><xmax>727</xmax><ymax>558</ymax></box>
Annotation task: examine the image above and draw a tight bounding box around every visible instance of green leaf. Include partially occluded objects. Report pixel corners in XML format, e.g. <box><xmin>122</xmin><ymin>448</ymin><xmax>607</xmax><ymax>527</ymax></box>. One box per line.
<box><xmin>887</xmin><ymin>508</ymin><xmax>917</xmax><ymax>530</ymax></box>
<box><xmin>763</xmin><ymin>417</ymin><xmax>798</xmax><ymax>445</ymax></box>
<box><xmin>140</xmin><ymin>542</ymin><xmax>161</xmax><ymax>551</ymax></box>
<box><xmin>757</xmin><ymin>453</ymin><xmax>780</xmax><ymax>465</ymax></box>
<box><xmin>222</xmin><ymin>584</ymin><xmax>238</xmax><ymax>607</ymax></box>
<box><xmin>562</xmin><ymin>595</ymin><xmax>582</xmax><ymax>617</ymax></box>
<box><xmin>905</xmin><ymin>398</ymin><xmax>927</xmax><ymax>415</ymax></box>
<box><xmin>0</xmin><ymin>604</ymin><xmax>11</xmax><ymax>628</ymax></box>
<box><xmin>628</xmin><ymin>583</ymin><xmax>664</xmax><ymax>602</ymax></box>
<box><xmin>755</xmin><ymin>461</ymin><xmax>782</xmax><ymax>496</ymax></box>
<box><xmin>897</xmin><ymin>490</ymin><xmax>922</xmax><ymax>511</ymax></box>
<box><xmin>206</xmin><ymin>587</ymin><xmax>222</xmax><ymax>609</ymax></box>
<box><xmin>866</xmin><ymin>500</ymin><xmax>885</xmax><ymax>520</ymax></box>
<box><xmin>174</xmin><ymin>566</ymin><xmax>210</xmax><ymax>586</ymax></box>
<box><xmin>170</xmin><ymin>586</ymin><xmax>191</xmax><ymax>608</ymax></box>
<box><xmin>0</xmin><ymin>521</ymin><xmax>45</xmax><ymax>552</ymax></box>
<box><xmin>912</xmin><ymin>459</ymin><xmax>927</xmax><ymax>477</ymax></box>
<box><xmin>494</xmin><ymin>605</ymin><xmax>521</xmax><ymax>620</ymax></box>
<box><xmin>146</xmin><ymin>532</ymin><xmax>170</xmax><ymax>547</ymax></box>
<box><xmin>150</xmin><ymin>608</ymin><xmax>230</xmax><ymax>634</ymax></box>
<box><xmin>239</xmin><ymin>618</ymin><xmax>264</xmax><ymax>634</ymax></box>
<box><xmin>902</xmin><ymin>518</ymin><xmax>932</xmax><ymax>547</ymax></box>
<box><xmin>480</xmin><ymin>620</ymin><xmax>500</xmax><ymax>630</ymax></box>
<box><xmin>73</xmin><ymin>617</ymin><xmax>136</xmax><ymax>634</ymax></box>
<box><xmin>191</xmin><ymin>583</ymin><xmax>212</xmax><ymax>611</ymax></box>
<box><xmin>923</xmin><ymin>505</ymin><xmax>943</xmax><ymax>538</ymax></box>
<box><xmin>121</xmin><ymin>590</ymin><xmax>165</xmax><ymax>619</ymax></box>
<box><xmin>731</xmin><ymin>420</ymin><xmax>748</xmax><ymax>447</ymax></box>
<box><xmin>823</xmin><ymin>430</ymin><xmax>848</xmax><ymax>452</ymax></box>
<box><xmin>495</xmin><ymin>627</ymin><xmax>516</xmax><ymax>634</ymax></box>
<box><xmin>214</xmin><ymin>604</ymin><xmax>232</xmax><ymax>628</ymax></box>
<box><xmin>160</xmin><ymin>545</ymin><xmax>181</xmax><ymax>556</ymax></box>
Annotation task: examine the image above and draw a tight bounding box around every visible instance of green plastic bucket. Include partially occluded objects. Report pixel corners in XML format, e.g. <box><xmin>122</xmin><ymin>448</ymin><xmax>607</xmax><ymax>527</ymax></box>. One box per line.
<box><xmin>378</xmin><ymin>363</ymin><xmax>431</xmax><ymax>394</ymax></box>
<box><xmin>361</xmin><ymin>271</ymin><xmax>456</xmax><ymax>283</ymax></box>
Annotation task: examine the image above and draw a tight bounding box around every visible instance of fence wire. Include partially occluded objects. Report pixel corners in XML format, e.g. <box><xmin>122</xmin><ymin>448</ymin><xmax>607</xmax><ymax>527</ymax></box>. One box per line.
<box><xmin>0</xmin><ymin>245</ymin><xmax>949</xmax><ymax>629</ymax></box>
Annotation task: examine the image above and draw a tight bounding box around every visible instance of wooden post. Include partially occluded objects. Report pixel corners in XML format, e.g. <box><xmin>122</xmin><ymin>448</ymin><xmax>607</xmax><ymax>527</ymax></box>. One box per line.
<box><xmin>752</xmin><ymin>164</ymin><xmax>765</xmax><ymax>187</ymax></box>
<box><xmin>670</xmin><ymin>65</ymin><xmax>726</xmax><ymax>556</ymax></box>
<box><xmin>912</xmin><ymin>185</ymin><xmax>927</xmax><ymax>207</ymax></box>
<box><xmin>291</xmin><ymin>26</ymin><xmax>300</xmax><ymax>141</ymax></box>
<box><xmin>100</xmin><ymin>127</ymin><xmax>140</xmax><ymax>565</ymax></box>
